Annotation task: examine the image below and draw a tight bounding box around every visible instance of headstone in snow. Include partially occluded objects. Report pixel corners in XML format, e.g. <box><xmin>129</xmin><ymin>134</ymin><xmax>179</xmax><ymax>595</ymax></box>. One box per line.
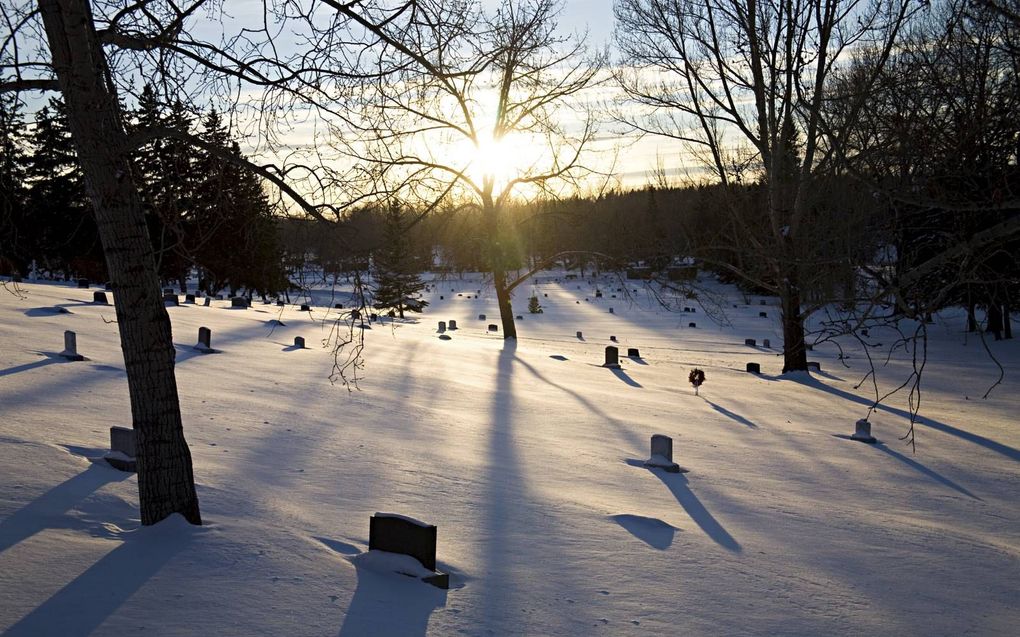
<box><xmin>609</xmin><ymin>307</ymin><xmax>615</xmax><ymax>314</ymax></box>
<box><xmin>543</xmin><ymin>293</ymin><xmax>548</xmax><ymax>298</ymax></box>
<box><xmin>763</xmin><ymin>339</ymin><xmax>771</xmax><ymax>348</ymax></box>
<box><xmin>185</xmin><ymin>294</ymin><xmax>196</xmax><ymax>304</ymax></box>
<box><xmin>105</xmin><ymin>426</ymin><xmax>136</xmax><ymax>472</ymax></box>
<box><xmin>204</xmin><ymin>298</ymin><xmax>211</xmax><ymax>307</ymax></box>
<box><xmin>448</xmin><ymin>319</ymin><xmax>458</xmax><ymax>330</ymax></box>
<box><xmin>77</xmin><ymin>278</ymin><xmax>89</xmax><ymax>289</ymax></box>
<box><xmin>860</xmin><ymin>329</ymin><xmax>869</xmax><ymax>337</ymax></box>
<box><xmin>807</xmin><ymin>361</ymin><xmax>821</xmax><ymax>371</ymax></box>
<box><xmin>611</xmin><ymin>294</ymin><xmax>617</xmax><ymax>299</ymax></box>
<box><xmin>369</xmin><ymin>513</ymin><xmax>449</xmax><ymax>589</ymax></box>
<box><xmin>194</xmin><ymin>327</ymin><xmax>214</xmax><ymax>353</ymax></box>
<box><xmin>603</xmin><ymin>345</ymin><xmax>620</xmax><ymax>368</ymax></box>
<box><xmin>92</xmin><ymin>291</ymin><xmax>109</xmax><ymax>305</ymax></box>
<box><xmin>644</xmin><ymin>434</ymin><xmax>683</xmax><ymax>473</ymax></box>
<box><xmin>746</xmin><ymin>362</ymin><xmax>761</xmax><ymax>374</ymax></box>
<box><xmin>294</xmin><ymin>336</ymin><xmax>306</xmax><ymax>349</ymax></box>
<box><xmin>627</xmin><ymin>348</ymin><xmax>640</xmax><ymax>358</ymax></box>
<box><xmin>163</xmin><ymin>293</ymin><xmax>179</xmax><ymax>306</ymax></box>
<box><xmin>478</xmin><ymin>314</ymin><xmax>486</xmax><ymax>320</ymax></box>
<box><xmin>351</xmin><ymin>309</ymin><xmax>360</xmax><ymax>320</ymax></box>
<box><xmin>689</xmin><ymin>322</ymin><xmax>696</xmax><ymax>328</ymax></box>
<box><xmin>610</xmin><ymin>335</ymin><xmax>617</xmax><ymax>342</ymax></box>
<box><xmin>595</xmin><ymin>290</ymin><xmax>603</xmax><ymax>298</ymax></box>
<box><xmin>515</xmin><ymin>315</ymin><xmax>523</xmax><ymax>320</ymax></box>
<box><xmin>277</xmin><ymin>300</ymin><xmax>285</xmax><ymax>307</ymax></box>
<box><xmin>370</xmin><ymin>313</ymin><xmax>378</xmax><ymax>322</ymax></box>
<box><xmin>745</xmin><ymin>338</ymin><xmax>757</xmax><ymax>347</ymax></box>
<box><xmin>851</xmin><ymin>419</ymin><xmax>877</xmax><ymax>443</ymax></box>
<box><xmin>457</xmin><ymin>293</ymin><xmax>463</xmax><ymax>297</ymax></box>
<box><xmin>759</xmin><ymin>311</ymin><xmax>767</xmax><ymax>318</ymax></box>
<box><xmin>231</xmin><ymin>296</ymin><xmax>248</xmax><ymax>309</ymax></box>
<box><xmin>60</xmin><ymin>330</ymin><xmax>84</xmax><ymax>361</ymax></box>
<box><xmin>300</xmin><ymin>304</ymin><xmax>311</xmax><ymax>312</ymax></box>
<box><xmin>683</xmin><ymin>307</ymin><xmax>691</xmax><ymax>313</ymax></box>
<box><xmin>438</xmin><ymin>321</ymin><xmax>446</xmax><ymax>332</ymax></box>
<box><xmin>440</xmin><ymin>296</ymin><xmax>444</xmax><ymax>300</ymax></box>
<box><xmin>335</xmin><ymin>303</ymin><xmax>344</xmax><ymax>309</ymax></box>
<box><xmin>576</xmin><ymin>331</ymin><xmax>583</xmax><ymax>339</ymax></box>
<box><xmin>488</xmin><ymin>324</ymin><xmax>498</xmax><ymax>332</ymax></box>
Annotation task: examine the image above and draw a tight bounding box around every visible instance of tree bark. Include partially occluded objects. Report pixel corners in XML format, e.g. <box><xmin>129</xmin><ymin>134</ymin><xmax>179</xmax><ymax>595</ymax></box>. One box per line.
<box><xmin>38</xmin><ymin>0</ymin><xmax>201</xmax><ymax>525</ymax></box>
<box><xmin>493</xmin><ymin>269</ymin><xmax>517</xmax><ymax>339</ymax></box>
<box><xmin>780</xmin><ymin>270</ymin><xmax>808</xmax><ymax>373</ymax></box>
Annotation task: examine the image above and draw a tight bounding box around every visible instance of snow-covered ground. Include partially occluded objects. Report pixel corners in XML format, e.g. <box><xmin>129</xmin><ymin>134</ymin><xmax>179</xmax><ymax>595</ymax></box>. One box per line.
<box><xmin>1</xmin><ymin>274</ymin><xmax>1018</xmax><ymax>636</ymax></box>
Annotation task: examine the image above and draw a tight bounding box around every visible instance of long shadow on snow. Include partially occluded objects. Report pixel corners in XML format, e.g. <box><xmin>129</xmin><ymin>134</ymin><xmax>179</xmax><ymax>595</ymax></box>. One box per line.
<box><xmin>782</xmin><ymin>372</ymin><xmax>1020</xmax><ymax>462</ymax></box>
<box><xmin>703</xmin><ymin>398</ymin><xmax>759</xmax><ymax>429</ymax></box>
<box><xmin>0</xmin><ymin>462</ymin><xmax>131</xmax><ymax>554</ymax></box>
<box><xmin>3</xmin><ymin>516</ymin><xmax>196</xmax><ymax>637</ymax></box>
<box><xmin>624</xmin><ymin>459</ymin><xmax>742</xmax><ymax>553</ymax></box>
<box><xmin>337</xmin><ymin>560</ymin><xmax>447</xmax><ymax>636</ymax></box>
<box><xmin>872</xmin><ymin>443</ymin><xmax>980</xmax><ymax>500</ymax></box>
<box><xmin>0</xmin><ymin>354</ymin><xmax>70</xmax><ymax>378</ymax></box>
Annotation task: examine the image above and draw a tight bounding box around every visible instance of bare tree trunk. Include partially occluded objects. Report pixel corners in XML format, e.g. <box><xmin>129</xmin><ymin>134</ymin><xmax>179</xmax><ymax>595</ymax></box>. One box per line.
<box><xmin>780</xmin><ymin>270</ymin><xmax>808</xmax><ymax>373</ymax></box>
<box><xmin>38</xmin><ymin>0</ymin><xmax>201</xmax><ymax>525</ymax></box>
<box><xmin>1004</xmin><ymin>302</ymin><xmax>1013</xmax><ymax>339</ymax></box>
<box><xmin>493</xmin><ymin>269</ymin><xmax>517</xmax><ymax>339</ymax></box>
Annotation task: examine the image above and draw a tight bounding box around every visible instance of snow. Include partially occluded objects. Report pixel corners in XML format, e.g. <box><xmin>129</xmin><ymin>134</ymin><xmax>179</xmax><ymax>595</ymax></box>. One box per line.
<box><xmin>1</xmin><ymin>274</ymin><xmax>1019</xmax><ymax>636</ymax></box>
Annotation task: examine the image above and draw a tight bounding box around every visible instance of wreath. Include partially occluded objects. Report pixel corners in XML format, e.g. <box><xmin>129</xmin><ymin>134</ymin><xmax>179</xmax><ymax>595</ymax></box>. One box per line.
<box><xmin>688</xmin><ymin>368</ymin><xmax>706</xmax><ymax>387</ymax></box>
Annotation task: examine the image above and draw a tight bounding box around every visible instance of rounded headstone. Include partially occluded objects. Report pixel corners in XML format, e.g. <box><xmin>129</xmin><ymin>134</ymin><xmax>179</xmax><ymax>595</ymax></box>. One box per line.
<box><xmin>746</xmin><ymin>362</ymin><xmax>761</xmax><ymax>374</ymax></box>
<box><xmin>688</xmin><ymin>322</ymin><xmax>696</xmax><ymax>328</ymax></box>
<box><xmin>478</xmin><ymin>314</ymin><xmax>486</xmax><ymax>320</ymax></box>
<box><xmin>448</xmin><ymin>320</ymin><xmax>457</xmax><ymax>330</ymax></box>
<box><xmin>294</xmin><ymin>336</ymin><xmax>306</xmax><ymax>349</ymax></box>
<box><xmin>759</xmin><ymin>311</ymin><xmax>767</xmax><ymax>318</ymax></box>
<box><xmin>488</xmin><ymin>324</ymin><xmax>498</xmax><ymax>332</ymax></box>
<box><xmin>745</xmin><ymin>338</ymin><xmax>756</xmax><ymax>347</ymax></box>
<box><xmin>92</xmin><ymin>291</ymin><xmax>109</xmax><ymax>305</ymax></box>
<box><xmin>300</xmin><ymin>304</ymin><xmax>311</xmax><ymax>312</ymax></box>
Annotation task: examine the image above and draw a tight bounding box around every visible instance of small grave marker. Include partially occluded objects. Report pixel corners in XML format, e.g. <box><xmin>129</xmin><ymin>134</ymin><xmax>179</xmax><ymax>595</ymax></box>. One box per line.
<box><xmin>759</xmin><ymin>311</ymin><xmax>767</xmax><ymax>318</ymax></box>
<box><xmin>746</xmin><ymin>362</ymin><xmax>761</xmax><ymax>374</ymax></box>
<box><xmin>335</xmin><ymin>303</ymin><xmax>344</xmax><ymax>309</ymax></box>
<box><xmin>351</xmin><ymin>309</ymin><xmax>360</xmax><ymax>320</ymax></box>
<box><xmin>60</xmin><ymin>330</ymin><xmax>84</xmax><ymax>361</ymax></box>
<box><xmin>610</xmin><ymin>335</ymin><xmax>617</xmax><ymax>342</ymax></box>
<box><xmin>688</xmin><ymin>322</ymin><xmax>696</xmax><ymax>328</ymax></box>
<box><xmin>576</xmin><ymin>331</ymin><xmax>583</xmax><ymax>339</ymax></box>
<box><xmin>644</xmin><ymin>434</ymin><xmax>685</xmax><ymax>473</ymax></box>
<box><xmin>448</xmin><ymin>319</ymin><xmax>458</xmax><ymax>330</ymax></box>
<box><xmin>603</xmin><ymin>345</ymin><xmax>620</xmax><ymax>368</ymax></box>
<box><xmin>627</xmin><ymin>348</ymin><xmax>640</xmax><ymax>358</ymax></box>
<box><xmin>77</xmin><ymin>278</ymin><xmax>89</xmax><ymax>289</ymax></box>
<box><xmin>92</xmin><ymin>291</ymin><xmax>109</xmax><ymax>304</ymax></box>
<box><xmin>369</xmin><ymin>513</ymin><xmax>449</xmax><ymax>589</ymax></box>
<box><xmin>204</xmin><ymin>297</ymin><xmax>212</xmax><ymax>307</ymax></box>
<box><xmin>294</xmin><ymin>336</ymin><xmax>306</xmax><ymax>349</ymax></box>
<box><xmin>231</xmin><ymin>296</ymin><xmax>248</xmax><ymax>309</ymax></box>
<box><xmin>488</xmin><ymin>324</ymin><xmax>498</xmax><ymax>332</ymax></box>
<box><xmin>185</xmin><ymin>293</ymin><xmax>196</xmax><ymax>304</ymax></box>
<box><xmin>745</xmin><ymin>338</ymin><xmax>757</xmax><ymax>347</ymax></box>
<box><xmin>298</xmin><ymin>304</ymin><xmax>309</xmax><ymax>312</ymax></box>
<box><xmin>478</xmin><ymin>314</ymin><xmax>486</xmax><ymax>320</ymax></box>
<box><xmin>163</xmin><ymin>293</ymin><xmax>179</xmax><ymax>306</ymax></box>
<box><xmin>851</xmin><ymin>419</ymin><xmax>877</xmax><ymax>443</ymax></box>
<box><xmin>807</xmin><ymin>361</ymin><xmax>821</xmax><ymax>371</ymax></box>
<box><xmin>194</xmin><ymin>327</ymin><xmax>215</xmax><ymax>353</ymax></box>
<box><xmin>105</xmin><ymin>426</ymin><xmax>136</xmax><ymax>472</ymax></box>
<box><xmin>763</xmin><ymin>339</ymin><xmax>771</xmax><ymax>348</ymax></box>
<box><xmin>438</xmin><ymin>321</ymin><xmax>446</xmax><ymax>332</ymax></box>
<box><xmin>860</xmin><ymin>329</ymin><xmax>869</xmax><ymax>337</ymax></box>
<box><xmin>609</xmin><ymin>307</ymin><xmax>615</xmax><ymax>314</ymax></box>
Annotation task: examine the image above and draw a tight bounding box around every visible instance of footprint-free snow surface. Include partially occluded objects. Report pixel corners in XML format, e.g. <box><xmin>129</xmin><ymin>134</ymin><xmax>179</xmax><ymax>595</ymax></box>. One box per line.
<box><xmin>1</xmin><ymin>275</ymin><xmax>1018</xmax><ymax>636</ymax></box>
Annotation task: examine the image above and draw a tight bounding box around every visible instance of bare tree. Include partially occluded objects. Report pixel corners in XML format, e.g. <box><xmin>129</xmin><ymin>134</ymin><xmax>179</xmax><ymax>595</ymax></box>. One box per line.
<box><xmin>614</xmin><ymin>0</ymin><xmax>914</xmax><ymax>372</ymax></box>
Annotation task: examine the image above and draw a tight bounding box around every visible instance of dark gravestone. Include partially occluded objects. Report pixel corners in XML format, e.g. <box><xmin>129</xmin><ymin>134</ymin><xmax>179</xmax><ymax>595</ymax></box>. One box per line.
<box><xmin>439</xmin><ymin>334</ymin><xmax>452</xmax><ymax>340</ymax></box>
<box><xmin>488</xmin><ymin>324</ymin><xmax>498</xmax><ymax>332</ymax></box>
<box><xmin>163</xmin><ymin>287</ymin><xmax>174</xmax><ymax>294</ymax></box>
<box><xmin>185</xmin><ymin>294</ymin><xmax>196</xmax><ymax>304</ymax></box>
<box><xmin>204</xmin><ymin>297</ymin><xmax>212</xmax><ymax>307</ymax></box>
<box><xmin>610</xmin><ymin>335</ymin><xmax>617</xmax><ymax>342</ymax></box>
<box><xmin>746</xmin><ymin>362</ymin><xmax>761</xmax><ymax>374</ymax></box>
<box><xmin>105</xmin><ymin>426</ymin><xmax>137</xmax><ymax>472</ymax></box>
<box><xmin>627</xmin><ymin>348</ymin><xmax>640</xmax><ymax>358</ymax></box>
<box><xmin>689</xmin><ymin>322</ymin><xmax>696</xmax><ymax>328</ymax></box>
<box><xmin>543</xmin><ymin>293</ymin><xmax>548</xmax><ymax>298</ymax></box>
<box><xmin>576</xmin><ymin>331</ymin><xmax>583</xmax><ymax>339</ymax></box>
<box><xmin>478</xmin><ymin>314</ymin><xmax>486</xmax><ymax>320</ymax></box>
<box><xmin>300</xmin><ymin>304</ymin><xmax>311</xmax><ymax>312</ymax></box>
<box><xmin>851</xmin><ymin>419</ymin><xmax>877</xmax><ymax>443</ymax></box>
<box><xmin>438</xmin><ymin>321</ymin><xmax>446</xmax><ymax>332</ymax></box>
<box><xmin>683</xmin><ymin>307</ymin><xmax>691</xmax><ymax>313</ymax></box>
<box><xmin>370</xmin><ymin>313</ymin><xmax>378</xmax><ymax>322</ymax></box>
<box><xmin>759</xmin><ymin>311</ymin><xmax>767</xmax><ymax>318</ymax></box>
<box><xmin>595</xmin><ymin>291</ymin><xmax>603</xmax><ymax>298</ymax></box>
<box><xmin>807</xmin><ymin>361</ymin><xmax>821</xmax><ymax>371</ymax></box>
<box><xmin>440</xmin><ymin>296</ymin><xmax>444</xmax><ymax>300</ymax></box>
<box><xmin>194</xmin><ymin>326</ymin><xmax>214</xmax><ymax>353</ymax></box>
<box><xmin>611</xmin><ymin>294</ymin><xmax>617</xmax><ymax>299</ymax></box>
<box><xmin>294</xmin><ymin>336</ymin><xmax>306</xmax><ymax>349</ymax></box>
<box><xmin>860</xmin><ymin>329</ymin><xmax>869</xmax><ymax>337</ymax></box>
<box><xmin>745</xmin><ymin>338</ymin><xmax>757</xmax><ymax>347</ymax></box>
<box><xmin>763</xmin><ymin>339</ymin><xmax>771</xmax><ymax>348</ymax></box>
<box><xmin>609</xmin><ymin>307</ymin><xmax>614</xmax><ymax>314</ymax></box>
<box><xmin>231</xmin><ymin>296</ymin><xmax>248</xmax><ymax>308</ymax></box>
<box><xmin>457</xmin><ymin>293</ymin><xmax>463</xmax><ymax>297</ymax></box>
<box><xmin>277</xmin><ymin>300</ymin><xmax>285</xmax><ymax>307</ymax></box>
<box><xmin>448</xmin><ymin>319</ymin><xmax>458</xmax><ymax>330</ymax></box>
<box><xmin>515</xmin><ymin>315</ymin><xmax>523</xmax><ymax>320</ymax></box>
<box><xmin>60</xmin><ymin>330</ymin><xmax>84</xmax><ymax>361</ymax></box>
<box><xmin>644</xmin><ymin>434</ymin><xmax>683</xmax><ymax>473</ymax></box>
<box><xmin>369</xmin><ymin>513</ymin><xmax>448</xmax><ymax>589</ymax></box>
<box><xmin>335</xmin><ymin>303</ymin><xmax>344</xmax><ymax>309</ymax></box>
<box><xmin>92</xmin><ymin>291</ymin><xmax>109</xmax><ymax>305</ymax></box>
<box><xmin>163</xmin><ymin>293</ymin><xmax>179</xmax><ymax>306</ymax></box>
<box><xmin>603</xmin><ymin>345</ymin><xmax>620</xmax><ymax>368</ymax></box>
<box><xmin>351</xmin><ymin>309</ymin><xmax>360</xmax><ymax>320</ymax></box>
<box><xmin>77</xmin><ymin>278</ymin><xmax>90</xmax><ymax>289</ymax></box>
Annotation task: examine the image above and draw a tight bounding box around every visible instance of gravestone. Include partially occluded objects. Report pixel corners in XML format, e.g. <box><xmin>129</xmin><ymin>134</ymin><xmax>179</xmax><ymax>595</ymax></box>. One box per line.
<box><xmin>448</xmin><ymin>320</ymin><xmax>458</xmax><ymax>330</ymax></box>
<box><xmin>60</xmin><ymin>330</ymin><xmax>84</xmax><ymax>361</ymax></box>
<box><xmin>683</xmin><ymin>307</ymin><xmax>691</xmax><ymax>313</ymax></box>
<box><xmin>204</xmin><ymin>297</ymin><xmax>212</xmax><ymax>307</ymax></box>
<box><xmin>807</xmin><ymin>361</ymin><xmax>821</xmax><ymax>371</ymax></box>
<box><xmin>603</xmin><ymin>345</ymin><xmax>620</xmax><ymax>368</ymax></box>
<box><xmin>388</xmin><ymin>310</ymin><xmax>397</xmax><ymax>319</ymax></box>
<box><xmin>627</xmin><ymin>348</ymin><xmax>640</xmax><ymax>358</ymax></box>
<box><xmin>294</xmin><ymin>336</ymin><xmax>306</xmax><ymax>349</ymax></box>
<box><xmin>370</xmin><ymin>313</ymin><xmax>378</xmax><ymax>322</ymax></box>
<box><xmin>543</xmin><ymin>293</ymin><xmax>548</xmax><ymax>298</ymax></box>
<box><xmin>478</xmin><ymin>314</ymin><xmax>486</xmax><ymax>320</ymax></box>
<box><xmin>763</xmin><ymin>339</ymin><xmax>771</xmax><ymax>348</ymax></box>
<box><xmin>351</xmin><ymin>309</ymin><xmax>360</xmax><ymax>319</ymax></box>
<box><xmin>609</xmin><ymin>307</ymin><xmax>614</xmax><ymax>314</ymax></box>
<box><xmin>610</xmin><ymin>335</ymin><xmax>617</xmax><ymax>342</ymax></box>
<box><xmin>440</xmin><ymin>296</ymin><xmax>444</xmax><ymax>300</ymax></box>
<box><xmin>457</xmin><ymin>293</ymin><xmax>463</xmax><ymax>297</ymax></box>
<box><xmin>759</xmin><ymin>311</ymin><xmax>767</xmax><ymax>318</ymax></box>
<box><xmin>576</xmin><ymin>331</ymin><xmax>583</xmax><ymax>339</ymax></box>
<box><xmin>438</xmin><ymin>321</ymin><xmax>446</xmax><ymax>332</ymax></box>
<box><xmin>194</xmin><ymin>326</ymin><xmax>214</xmax><ymax>353</ymax></box>
<box><xmin>369</xmin><ymin>513</ymin><xmax>449</xmax><ymax>589</ymax></box>
<box><xmin>488</xmin><ymin>324</ymin><xmax>498</xmax><ymax>332</ymax></box>
<box><xmin>439</xmin><ymin>334</ymin><xmax>452</xmax><ymax>340</ymax></box>
<box><xmin>611</xmin><ymin>294</ymin><xmax>617</xmax><ymax>299</ymax></box>
<box><xmin>163</xmin><ymin>293</ymin><xmax>179</xmax><ymax>306</ymax></box>
<box><xmin>335</xmin><ymin>303</ymin><xmax>344</xmax><ymax>309</ymax></box>
<box><xmin>92</xmin><ymin>291</ymin><xmax>109</xmax><ymax>305</ymax></box>
<box><xmin>277</xmin><ymin>300</ymin><xmax>285</xmax><ymax>307</ymax></box>
<box><xmin>860</xmin><ymin>329</ymin><xmax>869</xmax><ymax>337</ymax></box>
<box><xmin>105</xmin><ymin>426</ymin><xmax>136</xmax><ymax>472</ymax></box>
<box><xmin>745</xmin><ymin>338</ymin><xmax>757</xmax><ymax>347</ymax></box>
<box><xmin>515</xmin><ymin>315</ymin><xmax>523</xmax><ymax>320</ymax></box>
<box><xmin>77</xmin><ymin>278</ymin><xmax>89</xmax><ymax>288</ymax></box>
<box><xmin>689</xmin><ymin>322</ymin><xmax>696</xmax><ymax>328</ymax></box>
<box><xmin>595</xmin><ymin>291</ymin><xmax>603</xmax><ymax>298</ymax></box>
<box><xmin>746</xmin><ymin>362</ymin><xmax>761</xmax><ymax>374</ymax></box>
<box><xmin>231</xmin><ymin>296</ymin><xmax>248</xmax><ymax>308</ymax></box>
<box><xmin>300</xmin><ymin>304</ymin><xmax>311</xmax><ymax>312</ymax></box>
<box><xmin>185</xmin><ymin>294</ymin><xmax>196</xmax><ymax>304</ymax></box>
<box><xmin>644</xmin><ymin>434</ymin><xmax>683</xmax><ymax>473</ymax></box>
<box><xmin>851</xmin><ymin>419</ymin><xmax>877</xmax><ymax>443</ymax></box>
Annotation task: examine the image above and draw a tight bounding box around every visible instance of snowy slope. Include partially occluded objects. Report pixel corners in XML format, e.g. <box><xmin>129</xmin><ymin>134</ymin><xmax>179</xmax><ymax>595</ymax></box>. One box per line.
<box><xmin>1</xmin><ymin>275</ymin><xmax>1018</xmax><ymax>636</ymax></box>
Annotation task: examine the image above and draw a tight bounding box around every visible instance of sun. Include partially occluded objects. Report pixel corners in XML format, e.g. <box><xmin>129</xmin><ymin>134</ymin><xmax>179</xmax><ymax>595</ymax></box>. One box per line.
<box><xmin>464</xmin><ymin>133</ymin><xmax>530</xmax><ymax>188</ymax></box>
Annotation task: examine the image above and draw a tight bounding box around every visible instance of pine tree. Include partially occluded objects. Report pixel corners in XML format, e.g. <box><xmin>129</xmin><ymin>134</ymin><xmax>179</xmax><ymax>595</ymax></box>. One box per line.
<box><xmin>528</xmin><ymin>294</ymin><xmax>543</xmax><ymax>313</ymax></box>
<box><xmin>0</xmin><ymin>95</ymin><xmax>29</xmax><ymax>275</ymax></box>
<box><xmin>373</xmin><ymin>202</ymin><xmax>428</xmax><ymax>318</ymax></box>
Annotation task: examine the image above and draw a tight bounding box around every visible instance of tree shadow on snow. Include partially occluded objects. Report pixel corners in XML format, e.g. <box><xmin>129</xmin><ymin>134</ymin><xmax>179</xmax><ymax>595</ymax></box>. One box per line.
<box><xmin>783</xmin><ymin>373</ymin><xmax>1020</xmax><ymax>462</ymax></box>
<box><xmin>3</xmin><ymin>515</ymin><xmax>199</xmax><ymax>637</ymax></box>
<box><xmin>872</xmin><ymin>443</ymin><xmax>980</xmax><ymax>500</ymax></box>
<box><xmin>336</xmin><ymin>553</ymin><xmax>448</xmax><ymax>637</ymax></box>
<box><xmin>0</xmin><ymin>354</ymin><xmax>69</xmax><ymax>378</ymax></box>
<box><xmin>610</xmin><ymin>514</ymin><xmax>679</xmax><ymax>550</ymax></box>
<box><xmin>703</xmin><ymin>398</ymin><xmax>759</xmax><ymax>429</ymax></box>
<box><xmin>624</xmin><ymin>459</ymin><xmax>741</xmax><ymax>553</ymax></box>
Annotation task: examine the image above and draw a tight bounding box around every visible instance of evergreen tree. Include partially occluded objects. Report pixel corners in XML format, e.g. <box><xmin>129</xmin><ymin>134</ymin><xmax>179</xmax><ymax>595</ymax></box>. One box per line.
<box><xmin>528</xmin><ymin>294</ymin><xmax>543</xmax><ymax>313</ymax></box>
<box><xmin>373</xmin><ymin>203</ymin><xmax>428</xmax><ymax>318</ymax></box>
<box><xmin>0</xmin><ymin>95</ymin><xmax>29</xmax><ymax>275</ymax></box>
